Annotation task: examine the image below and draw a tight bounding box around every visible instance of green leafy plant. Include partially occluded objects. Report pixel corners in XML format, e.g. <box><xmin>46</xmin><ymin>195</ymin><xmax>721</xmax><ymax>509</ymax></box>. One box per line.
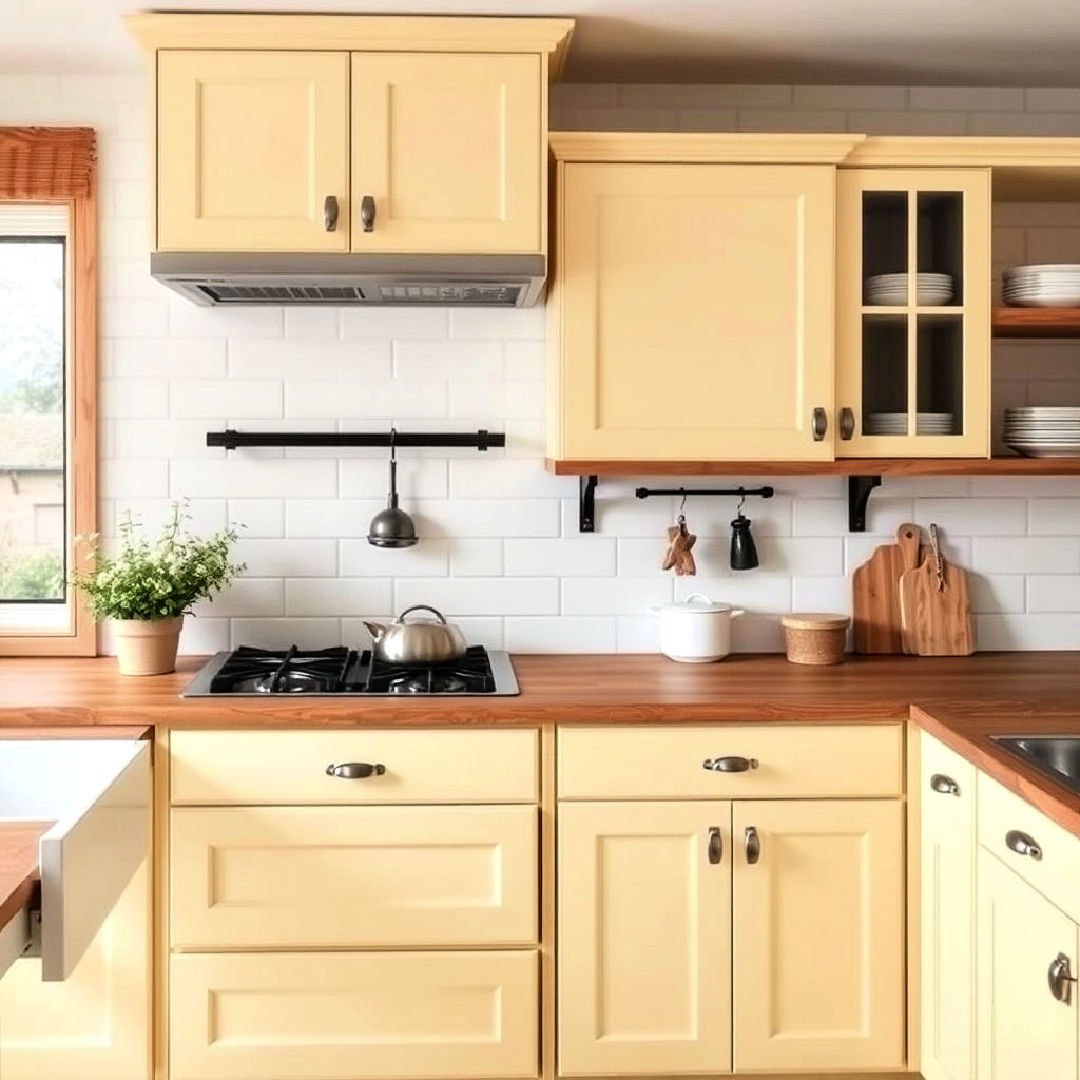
<box><xmin>73</xmin><ymin>503</ymin><xmax>245</xmax><ymax>621</ymax></box>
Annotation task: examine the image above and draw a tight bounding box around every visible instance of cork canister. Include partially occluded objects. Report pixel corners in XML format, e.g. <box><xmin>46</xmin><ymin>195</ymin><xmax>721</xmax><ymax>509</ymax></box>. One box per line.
<box><xmin>781</xmin><ymin>613</ymin><xmax>851</xmax><ymax>665</ymax></box>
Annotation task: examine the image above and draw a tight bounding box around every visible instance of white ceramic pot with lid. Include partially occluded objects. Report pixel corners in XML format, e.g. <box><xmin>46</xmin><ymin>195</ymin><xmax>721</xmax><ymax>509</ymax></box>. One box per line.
<box><xmin>651</xmin><ymin>593</ymin><xmax>745</xmax><ymax>663</ymax></box>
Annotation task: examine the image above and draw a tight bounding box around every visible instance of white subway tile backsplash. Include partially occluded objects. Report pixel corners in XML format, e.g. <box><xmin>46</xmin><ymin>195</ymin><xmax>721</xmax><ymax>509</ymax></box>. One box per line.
<box><xmin>909</xmin><ymin>86</ymin><xmax>1024</xmax><ymax>111</ymax></box>
<box><xmin>395</xmin><ymin>577</ymin><xmax>559</xmax><ymax>616</ymax></box>
<box><xmin>675</xmin><ymin>575</ymin><xmax>792</xmax><ymax>612</ymax></box>
<box><xmin>505</xmin><ymin>538</ymin><xmax>617</xmax><ymax>578</ymax></box>
<box><xmin>394</xmin><ymin>340</ymin><xmax>502</xmax><ymax>380</ymax></box>
<box><xmin>450</xmin><ymin>458</ymin><xmax>574</xmax><ymax>499</ymax></box>
<box><xmin>791</xmin><ymin>576</ymin><xmax>852</xmax><ymax>614</ymax></box>
<box><xmin>615</xmin><ymin>615</ymin><xmax>661</xmax><ymax>653</ymax></box>
<box><xmin>113</xmin><ymin>418</ymin><xmax>224</xmax><ymax>459</ymax></box>
<box><xmin>111</xmin><ymin>338</ymin><xmax>227</xmax><ymax>379</ymax></box>
<box><xmin>417</xmin><ymin>499</ymin><xmax>561</xmax><ymax>539</ymax></box>
<box><xmin>1028</xmin><ymin>575</ymin><xmax>1080</xmax><ymax>613</ymax></box>
<box><xmin>756</xmin><ymin>538</ymin><xmax>844</xmax><ymax>576</ymax></box>
<box><xmin>287</xmin><ymin>380</ymin><xmax>447</xmax><ymax>420</ymax></box>
<box><xmin>234</xmin><ymin>539</ymin><xmax>338</xmax><ymax>578</ymax></box>
<box><xmin>449</xmin><ymin>380</ymin><xmax>545</xmax><ymax>420</ymax></box>
<box><xmin>339</xmin><ymin>458</ymin><xmax>447</xmax><ymax>500</ymax></box>
<box><xmin>341</xmin><ymin>307</ymin><xmax>448</xmax><ymax>340</ymax></box>
<box><xmin>285</xmin><ymin>578</ymin><xmax>392</xmax><ymax>617</ymax></box>
<box><xmin>505</xmin><ymin>616</ymin><xmax>617</xmax><ymax>653</ymax></box>
<box><xmin>794</xmin><ymin>85</ymin><xmax>906</xmax><ymax>109</ymax></box>
<box><xmin>973</xmin><ymin>537</ymin><xmax>1080</xmax><ymax>574</ymax></box>
<box><xmin>100</xmin><ymin>458</ymin><xmax>169</xmax><ymax>499</ymax></box>
<box><xmin>228</xmin><ymin>499</ymin><xmax>285</xmax><ymax>537</ymax></box>
<box><xmin>448</xmin><ymin>539</ymin><xmax>504</xmax><ymax>577</ymax></box>
<box><xmin>969</xmin><ymin>574</ymin><xmax>1027</xmax><ymax>614</ymax></box>
<box><xmin>171</xmin><ymin>458</ymin><xmax>337</xmax><ymax>499</ymax></box>
<box><xmin>170</xmin><ymin>379</ymin><xmax>282</xmax><ymax>419</ymax></box>
<box><xmin>341</xmin><ymin>539</ymin><xmax>450</xmax><ymax>577</ymax></box>
<box><xmin>284</xmin><ymin>499</ymin><xmax>385</xmax><ymax>539</ymax></box>
<box><xmin>168</xmin><ymin>302</ymin><xmax>283</xmax><ymax>340</ymax></box>
<box><xmin>193</xmin><ymin>578</ymin><xmax>285</xmax><ymax>618</ymax></box>
<box><xmin>975</xmin><ymin>614</ymin><xmax>1080</xmax><ymax>650</ymax></box>
<box><xmin>229</xmin><ymin>340</ymin><xmax>392</xmax><ymax>380</ymax></box>
<box><xmin>102</xmin><ymin>378</ymin><xmax>168</xmax><ymax>419</ymax></box>
<box><xmin>1029</xmin><ymin>498</ymin><xmax>1080</xmax><ymax>534</ymax></box>
<box><xmin>914</xmin><ymin>498</ymin><xmax>1027</xmax><ymax>536</ymax></box>
<box><xmin>562</xmin><ymin>577</ymin><xmax>673</xmax><ymax>616</ymax></box>
<box><xmin>449</xmin><ymin>306</ymin><xmax>545</xmax><ymax>341</ymax></box>
<box><xmin>178</xmin><ymin>616</ymin><xmax>231</xmax><ymax>655</ymax></box>
<box><xmin>230</xmin><ymin>618</ymin><xmax>343</xmax><ymax>650</ymax></box>
<box><xmin>284</xmin><ymin>308</ymin><xmax>340</xmax><ymax>340</ymax></box>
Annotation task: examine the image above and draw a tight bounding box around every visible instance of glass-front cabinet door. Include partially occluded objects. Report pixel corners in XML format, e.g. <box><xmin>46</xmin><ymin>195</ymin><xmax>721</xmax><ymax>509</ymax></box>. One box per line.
<box><xmin>836</xmin><ymin>169</ymin><xmax>990</xmax><ymax>458</ymax></box>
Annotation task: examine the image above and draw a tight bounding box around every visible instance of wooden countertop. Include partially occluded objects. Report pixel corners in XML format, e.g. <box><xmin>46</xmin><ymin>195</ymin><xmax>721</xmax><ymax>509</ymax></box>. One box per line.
<box><xmin>1</xmin><ymin>651</ymin><xmax>1079</xmax><ymax>727</ymax></box>
<box><xmin>0</xmin><ymin>822</ymin><xmax>50</xmax><ymax>939</ymax></box>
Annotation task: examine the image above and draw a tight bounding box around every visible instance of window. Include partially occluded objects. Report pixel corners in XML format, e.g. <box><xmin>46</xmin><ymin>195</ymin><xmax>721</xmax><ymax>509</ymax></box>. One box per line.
<box><xmin>0</xmin><ymin>129</ymin><xmax>96</xmax><ymax>655</ymax></box>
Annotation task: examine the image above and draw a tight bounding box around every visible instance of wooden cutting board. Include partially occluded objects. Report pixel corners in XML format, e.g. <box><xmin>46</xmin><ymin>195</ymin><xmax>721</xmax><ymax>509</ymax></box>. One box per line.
<box><xmin>899</xmin><ymin>545</ymin><xmax>975</xmax><ymax>657</ymax></box>
<box><xmin>852</xmin><ymin>523</ymin><xmax>922</xmax><ymax>654</ymax></box>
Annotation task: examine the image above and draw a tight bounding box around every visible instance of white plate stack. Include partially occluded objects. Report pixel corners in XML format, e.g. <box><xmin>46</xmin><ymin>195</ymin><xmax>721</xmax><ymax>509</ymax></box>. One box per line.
<box><xmin>1003</xmin><ymin>407</ymin><xmax>1080</xmax><ymax>457</ymax></box>
<box><xmin>1003</xmin><ymin>265</ymin><xmax>1080</xmax><ymax>307</ymax></box>
<box><xmin>865</xmin><ymin>412</ymin><xmax>957</xmax><ymax>437</ymax></box>
<box><xmin>866</xmin><ymin>273</ymin><xmax>953</xmax><ymax>306</ymax></box>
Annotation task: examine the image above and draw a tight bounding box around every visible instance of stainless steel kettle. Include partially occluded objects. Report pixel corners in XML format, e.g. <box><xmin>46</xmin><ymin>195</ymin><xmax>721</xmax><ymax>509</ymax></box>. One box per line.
<box><xmin>363</xmin><ymin>605</ymin><xmax>467</xmax><ymax>665</ymax></box>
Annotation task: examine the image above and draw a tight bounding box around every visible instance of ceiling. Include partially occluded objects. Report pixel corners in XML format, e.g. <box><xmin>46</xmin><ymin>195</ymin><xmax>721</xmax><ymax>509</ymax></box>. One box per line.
<box><xmin>12</xmin><ymin>0</ymin><xmax>1080</xmax><ymax>86</ymax></box>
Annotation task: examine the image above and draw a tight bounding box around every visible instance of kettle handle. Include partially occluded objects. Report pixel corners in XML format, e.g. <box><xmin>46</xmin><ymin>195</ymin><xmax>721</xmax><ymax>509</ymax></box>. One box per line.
<box><xmin>399</xmin><ymin>604</ymin><xmax>448</xmax><ymax>624</ymax></box>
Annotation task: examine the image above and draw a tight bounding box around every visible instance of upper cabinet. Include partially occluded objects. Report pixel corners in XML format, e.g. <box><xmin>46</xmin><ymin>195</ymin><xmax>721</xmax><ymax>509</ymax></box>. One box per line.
<box><xmin>128</xmin><ymin>14</ymin><xmax>573</xmax><ymax>254</ymax></box>
<box><xmin>836</xmin><ymin>169</ymin><xmax>991</xmax><ymax>458</ymax></box>
<box><xmin>548</xmin><ymin>137</ymin><xmax>850</xmax><ymax>463</ymax></box>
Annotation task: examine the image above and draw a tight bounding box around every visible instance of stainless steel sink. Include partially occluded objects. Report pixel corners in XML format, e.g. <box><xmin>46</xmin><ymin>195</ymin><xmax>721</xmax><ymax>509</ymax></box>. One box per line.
<box><xmin>992</xmin><ymin>736</ymin><xmax>1080</xmax><ymax>796</ymax></box>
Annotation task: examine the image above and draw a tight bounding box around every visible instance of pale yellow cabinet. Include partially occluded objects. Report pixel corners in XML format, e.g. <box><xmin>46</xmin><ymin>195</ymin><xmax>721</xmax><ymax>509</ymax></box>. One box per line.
<box><xmin>976</xmin><ymin>848</ymin><xmax>1079</xmax><ymax>1080</ymax></box>
<box><xmin>732</xmin><ymin>799</ymin><xmax>905</xmax><ymax>1073</ymax></box>
<box><xmin>548</xmin><ymin>156</ymin><xmax>836</xmax><ymax>462</ymax></box>
<box><xmin>351</xmin><ymin>53</ymin><xmax>542</xmax><ymax>253</ymax></box>
<box><xmin>836</xmin><ymin>169</ymin><xmax>991</xmax><ymax>457</ymax></box>
<box><xmin>157</xmin><ymin>51</ymin><xmax>350</xmax><ymax>252</ymax></box>
<box><xmin>558</xmin><ymin>801</ymin><xmax>733</xmax><ymax>1076</ymax></box>
<box><xmin>0</xmin><ymin>862</ymin><xmax>151</xmax><ymax>1080</ymax></box>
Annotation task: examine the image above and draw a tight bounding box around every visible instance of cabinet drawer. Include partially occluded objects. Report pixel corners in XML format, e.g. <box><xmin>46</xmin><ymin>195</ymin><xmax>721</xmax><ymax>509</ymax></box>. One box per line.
<box><xmin>171</xmin><ymin>804</ymin><xmax>537</xmax><ymax>948</ymax></box>
<box><xmin>170</xmin><ymin>950</ymin><xmax>538</xmax><ymax>1080</ymax></box>
<box><xmin>171</xmin><ymin>729</ymin><xmax>538</xmax><ymax>805</ymax></box>
<box><xmin>978</xmin><ymin>772</ymin><xmax>1080</xmax><ymax>923</ymax></box>
<box><xmin>558</xmin><ymin>724</ymin><xmax>902</xmax><ymax>800</ymax></box>
<box><xmin>920</xmin><ymin>730</ymin><xmax>976</xmax><ymax>832</ymax></box>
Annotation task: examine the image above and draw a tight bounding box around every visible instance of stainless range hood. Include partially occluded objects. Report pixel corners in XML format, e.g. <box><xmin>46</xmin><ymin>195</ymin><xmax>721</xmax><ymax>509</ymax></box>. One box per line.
<box><xmin>151</xmin><ymin>252</ymin><xmax>546</xmax><ymax>307</ymax></box>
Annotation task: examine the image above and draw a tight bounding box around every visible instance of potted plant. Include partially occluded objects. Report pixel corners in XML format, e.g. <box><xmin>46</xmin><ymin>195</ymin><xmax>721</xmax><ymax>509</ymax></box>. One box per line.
<box><xmin>74</xmin><ymin>503</ymin><xmax>244</xmax><ymax>676</ymax></box>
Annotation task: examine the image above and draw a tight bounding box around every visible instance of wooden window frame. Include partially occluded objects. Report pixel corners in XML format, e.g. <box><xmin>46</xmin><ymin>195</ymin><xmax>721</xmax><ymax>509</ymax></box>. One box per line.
<box><xmin>0</xmin><ymin>128</ymin><xmax>97</xmax><ymax>655</ymax></box>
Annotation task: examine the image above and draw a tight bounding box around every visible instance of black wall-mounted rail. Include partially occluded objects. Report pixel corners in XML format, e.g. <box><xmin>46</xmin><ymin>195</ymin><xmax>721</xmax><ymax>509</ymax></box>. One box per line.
<box><xmin>635</xmin><ymin>484</ymin><xmax>775</xmax><ymax>501</ymax></box>
<box><xmin>207</xmin><ymin>429</ymin><xmax>504</xmax><ymax>451</ymax></box>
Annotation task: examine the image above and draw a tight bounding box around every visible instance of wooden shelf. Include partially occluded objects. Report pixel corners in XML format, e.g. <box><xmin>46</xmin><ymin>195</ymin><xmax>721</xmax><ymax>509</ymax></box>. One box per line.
<box><xmin>993</xmin><ymin>307</ymin><xmax>1080</xmax><ymax>337</ymax></box>
<box><xmin>548</xmin><ymin>457</ymin><xmax>1080</xmax><ymax>477</ymax></box>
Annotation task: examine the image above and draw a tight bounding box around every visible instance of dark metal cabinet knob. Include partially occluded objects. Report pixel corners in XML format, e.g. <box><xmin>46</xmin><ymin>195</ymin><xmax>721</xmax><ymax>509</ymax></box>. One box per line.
<box><xmin>812</xmin><ymin>407</ymin><xmax>828</xmax><ymax>442</ymax></box>
<box><xmin>360</xmin><ymin>195</ymin><xmax>376</xmax><ymax>233</ymax></box>
<box><xmin>745</xmin><ymin>826</ymin><xmax>761</xmax><ymax>865</ymax></box>
<box><xmin>326</xmin><ymin>762</ymin><xmax>386</xmax><ymax>779</ymax></box>
<box><xmin>840</xmin><ymin>407</ymin><xmax>855</xmax><ymax>441</ymax></box>
<box><xmin>707</xmin><ymin>827</ymin><xmax>723</xmax><ymax>865</ymax></box>
<box><xmin>703</xmin><ymin>756</ymin><xmax>759</xmax><ymax>773</ymax></box>
<box><xmin>930</xmin><ymin>773</ymin><xmax>961</xmax><ymax>796</ymax></box>
<box><xmin>1049</xmin><ymin>953</ymin><xmax>1077</xmax><ymax>1004</ymax></box>
<box><xmin>1005</xmin><ymin>829</ymin><xmax>1042</xmax><ymax>860</ymax></box>
<box><xmin>323</xmin><ymin>195</ymin><xmax>340</xmax><ymax>232</ymax></box>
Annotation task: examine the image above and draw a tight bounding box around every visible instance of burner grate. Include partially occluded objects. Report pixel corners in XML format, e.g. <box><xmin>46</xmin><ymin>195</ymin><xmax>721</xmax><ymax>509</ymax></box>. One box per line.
<box><xmin>360</xmin><ymin>645</ymin><xmax>497</xmax><ymax>695</ymax></box>
<box><xmin>209</xmin><ymin>645</ymin><xmax>354</xmax><ymax>694</ymax></box>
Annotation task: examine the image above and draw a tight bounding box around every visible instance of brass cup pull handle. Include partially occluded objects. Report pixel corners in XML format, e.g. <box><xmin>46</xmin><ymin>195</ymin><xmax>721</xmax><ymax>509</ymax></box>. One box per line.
<box><xmin>1049</xmin><ymin>953</ymin><xmax>1077</xmax><ymax>1004</ymax></box>
<box><xmin>707</xmin><ymin>826</ymin><xmax>723</xmax><ymax>865</ymax></box>
<box><xmin>323</xmin><ymin>195</ymin><xmax>340</xmax><ymax>232</ymax></box>
<box><xmin>703</xmin><ymin>756</ymin><xmax>759</xmax><ymax>773</ymax></box>
<box><xmin>326</xmin><ymin>762</ymin><xmax>386</xmax><ymax>779</ymax></box>
<box><xmin>745</xmin><ymin>825</ymin><xmax>761</xmax><ymax>865</ymax></box>
<box><xmin>840</xmin><ymin>407</ymin><xmax>855</xmax><ymax>441</ymax></box>
<box><xmin>930</xmin><ymin>773</ymin><xmax>961</xmax><ymax>796</ymax></box>
<box><xmin>360</xmin><ymin>195</ymin><xmax>376</xmax><ymax>233</ymax></box>
<box><xmin>1006</xmin><ymin>829</ymin><xmax>1043</xmax><ymax>860</ymax></box>
<box><xmin>812</xmin><ymin>407</ymin><xmax>828</xmax><ymax>442</ymax></box>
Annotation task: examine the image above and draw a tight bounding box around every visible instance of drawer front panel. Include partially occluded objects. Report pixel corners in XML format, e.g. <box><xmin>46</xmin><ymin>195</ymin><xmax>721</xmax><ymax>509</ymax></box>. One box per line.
<box><xmin>558</xmin><ymin>724</ymin><xmax>902</xmax><ymax>800</ymax></box>
<box><xmin>171</xmin><ymin>804</ymin><xmax>537</xmax><ymax>948</ymax></box>
<box><xmin>171</xmin><ymin>729</ymin><xmax>538</xmax><ymax>805</ymax></box>
<box><xmin>920</xmin><ymin>730</ymin><xmax>976</xmax><ymax>832</ymax></box>
<box><xmin>170</xmin><ymin>950</ymin><xmax>538</xmax><ymax>1080</ymax></box>
<box><xmin>978</xmin><ymin>772</ymin><xmax>1080</xmax><ymax>923</ymax></box>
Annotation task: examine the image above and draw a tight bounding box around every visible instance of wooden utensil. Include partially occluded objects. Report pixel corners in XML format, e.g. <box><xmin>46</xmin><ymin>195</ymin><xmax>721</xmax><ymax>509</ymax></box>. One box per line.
<box><xmin>852</xmin><ymin>522</ymin><xmax>922</xmax><ymax>654</ymax></box>
<box><xmin>898</xmin><ymin>523</ymin><xmax>975</xmax><ymax>656</ymax></box>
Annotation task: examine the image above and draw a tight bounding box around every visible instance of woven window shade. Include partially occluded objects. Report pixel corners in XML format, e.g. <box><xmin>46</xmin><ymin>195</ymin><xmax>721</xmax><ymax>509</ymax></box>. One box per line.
<box><xmin>0</xmin><ymin>127</ymin><xmax>96</xmax><ymax>200</ymax></box>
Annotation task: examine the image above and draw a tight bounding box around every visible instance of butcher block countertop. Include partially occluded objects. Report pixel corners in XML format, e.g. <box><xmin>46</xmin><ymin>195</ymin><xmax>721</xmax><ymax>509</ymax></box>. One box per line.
<box><xmin>0</xmin><ymin>822</ymin><xmax>51</xmax><ymax>937</ymax></box>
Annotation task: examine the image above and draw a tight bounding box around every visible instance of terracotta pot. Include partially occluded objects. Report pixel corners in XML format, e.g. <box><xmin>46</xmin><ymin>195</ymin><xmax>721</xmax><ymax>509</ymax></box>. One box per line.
<box><xmin>111</xmin><ymin>616</ymin><xmax>183</xmax><ymax>676</ymax></box>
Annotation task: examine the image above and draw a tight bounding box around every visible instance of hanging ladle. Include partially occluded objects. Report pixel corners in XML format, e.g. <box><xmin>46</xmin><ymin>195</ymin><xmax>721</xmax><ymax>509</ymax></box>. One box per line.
<box><xmin>367</xmin><ymin>429</ymin><xmax>418</xmax><ymax>548</ymax></box>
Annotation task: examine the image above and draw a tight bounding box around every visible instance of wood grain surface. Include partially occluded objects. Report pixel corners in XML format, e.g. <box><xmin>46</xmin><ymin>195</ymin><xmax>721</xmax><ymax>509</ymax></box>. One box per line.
<box><xmin>0</xmin><ymin>821</ymin><xmax>52</xmax><ymax>936</ymax></box>
<box><xmin>899</xmin><ymin>558</ymin><xmax>974</xmax><ymax>657</ymax></box>
<box><xmin>853</xmin><ymin>524</ymin><xmax>921</xmax><ymax>654</ymax></box>
<box><xmin>993</xmin><ymin>307</ymin><xmax>1080</xmax><ymax>338</ymax></box>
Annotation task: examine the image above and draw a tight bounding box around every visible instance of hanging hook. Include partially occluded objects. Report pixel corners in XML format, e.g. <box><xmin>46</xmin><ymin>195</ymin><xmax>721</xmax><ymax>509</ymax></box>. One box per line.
<box><xmin>736</xmin><ymin>487</ymin><xmax>747</xmax><ymax>517</ymax></box>
<box><xmin>389</xmin><ymin>426</ymin><xmax>397</xmax><ymax>463</ymax></box>
<box><xmin>678</xmin><ymin>489</ymin><xmax>688</xmax><ymax>519</ymax></box>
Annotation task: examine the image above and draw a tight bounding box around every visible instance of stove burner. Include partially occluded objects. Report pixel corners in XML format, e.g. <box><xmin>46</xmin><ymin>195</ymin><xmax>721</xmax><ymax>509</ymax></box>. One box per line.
<box><xmin>387</xmin><ymin>672</ymin><xmax>468</xmax><ymax>694</ymax></box>
<box><xmin>209</xmin><ymin>644</ymin><xmax>352</xmax><ymax>694</ymax></box>
<box><xmin>251</xmin><ymin>670</ymin><xmax>326</xmax><ymax>693</ymax></box>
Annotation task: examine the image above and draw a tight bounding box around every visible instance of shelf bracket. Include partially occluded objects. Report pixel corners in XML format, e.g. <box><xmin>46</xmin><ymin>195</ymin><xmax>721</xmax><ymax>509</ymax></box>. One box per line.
<box><xmin>848</xmin><ymin>475</ymin><xmax>882</xmax><ymax>533</ymax></box>
<box><xmin>579</xmin><ymin>475</ymin><xmax>599</xmax><ymax>533</ymax></box>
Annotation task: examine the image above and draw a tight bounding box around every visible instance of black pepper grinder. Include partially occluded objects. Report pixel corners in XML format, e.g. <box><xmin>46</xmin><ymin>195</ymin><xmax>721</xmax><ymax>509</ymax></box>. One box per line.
<box><xmin>729</xmin><ymin>491</ymin><xmax>759</xmax><ymax>571</ymax></box>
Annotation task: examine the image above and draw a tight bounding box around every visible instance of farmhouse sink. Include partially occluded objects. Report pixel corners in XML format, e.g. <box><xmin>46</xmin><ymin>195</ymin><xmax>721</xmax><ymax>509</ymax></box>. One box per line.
<box><xmin>0</xmin><ymin>739</ymin><xmax>149</xmax><ymax>981</ymax></box>
<box><xmin>992</xmin><ymin>735</ymin><xmax>1080</xmax><ymax>798</ymax></box>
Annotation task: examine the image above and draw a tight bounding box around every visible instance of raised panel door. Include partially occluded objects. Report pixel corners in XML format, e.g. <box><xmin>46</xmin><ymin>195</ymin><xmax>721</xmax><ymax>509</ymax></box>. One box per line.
<box><xmin>553</xmin><ymin>162</ymin><xmax>835</xmax><ymax>461</ymax></box>
<box><xmin>351</xmin><ymin>53</ymin><xmax>541</xmax><ymax>253</ymax></box>
<box><xmin>732</xmin><ymin>799</ymin><xmax>905</xmax><ymax>1072</ymax></box>
<box><xmin>157</xmin><ymin>50</ymin><xmax>349</xmax><ymax>251</ymax></box>
<box><xmin>557</xmin><ymin>801</ymin><xmax>732</xmax><ymax>1076</ymax></box>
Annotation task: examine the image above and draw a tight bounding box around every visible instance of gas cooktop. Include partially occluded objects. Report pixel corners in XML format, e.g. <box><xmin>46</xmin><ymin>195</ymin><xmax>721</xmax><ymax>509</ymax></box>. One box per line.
<box><xmin>181</xmin><ymin>644</ymin><xmax>519</xmax><ymax>697</ymax></box>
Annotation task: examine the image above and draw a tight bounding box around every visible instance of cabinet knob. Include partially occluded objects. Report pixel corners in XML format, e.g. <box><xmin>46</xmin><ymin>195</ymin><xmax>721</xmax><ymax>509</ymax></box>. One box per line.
<box><xmin>930</xmin><ymin>773</ymin><xmax>961</xmax><ymax>796</ymax></box>
<box><xmin>703</xmin><ymin>756</ymin><xmax>758</xmax><ymax>773</ymax></box>
<box><xmin>326</xmin><ymin>762</ymin><xmax>386</xmax><ymax>779</ymax></box>
<box><xmin>812</xmin><ymin>407</ymin><xmax>828</xmax><ymax>442</ymax></box>
<box><xmin>323</xmin><ymin>195</ymin><xmax>340</xmax><ymax>232</ymax></box>
<box><xmin>1005</xmin><ymin>828</ymin><xmax>1042</xmax><ymax>860</ymax></box>
<box><xmin>1049</xmin><ymin>953</ymin><xmax>1077</xmax><ymax>1004</ymax></box>
<box><xmin>840</xmin><ymin>407</ymin><xmax>855</xmax><ymax>441</ymax></box>
<box><xmin>745</xmin><ymin>825</ymin><xmax>761</xmax><ymax>865</ymax></box>
<box><xmin>707</xmin><ymin>826</ymin><xmax>723</xmax><ymax>865</ymax></box>
<box><xmin>360</xmin><ymin>195</ymin><xmax>376</xmax><ymax>233</ymax></box>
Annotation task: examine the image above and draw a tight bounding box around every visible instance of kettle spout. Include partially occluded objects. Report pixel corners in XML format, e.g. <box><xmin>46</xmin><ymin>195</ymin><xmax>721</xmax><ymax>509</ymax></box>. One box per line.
<box><xmin>362</xmin><ymin>621</ymin><xmax>387</xmax><ymax>644</ymax></box>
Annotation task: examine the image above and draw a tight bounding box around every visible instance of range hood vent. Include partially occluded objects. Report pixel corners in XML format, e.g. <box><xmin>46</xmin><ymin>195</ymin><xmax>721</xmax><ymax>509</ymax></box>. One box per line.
<box><xmin>152</xmin><ymin>252</ymin><xmax>545</xmax><ymax>307</ymax></box>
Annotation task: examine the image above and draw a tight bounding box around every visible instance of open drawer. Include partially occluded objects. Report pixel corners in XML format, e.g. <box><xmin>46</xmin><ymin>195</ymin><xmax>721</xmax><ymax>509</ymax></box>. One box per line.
<box><xmin>0</xmin><ymin>738</ymin><xmax>150</xmax><ymax>981</ymax></box>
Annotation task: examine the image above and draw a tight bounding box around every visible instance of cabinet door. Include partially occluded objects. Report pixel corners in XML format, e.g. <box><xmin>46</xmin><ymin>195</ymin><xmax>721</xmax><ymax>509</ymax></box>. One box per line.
<box><xmin>558</xmin><ymin>801</ymin><xmax>731</xmax><ymax>1076</ymax></box>
<box><xmin>836</xmin><ymin>169</ymin><xmax>990</xmax><ymax>457</ymax></box>
<box><xmin>157</xmin><ymin>51</ymin><xmax>349</xmax><ymax>252</ymax></box>
<box><xmin>352</xmin><ymin>53</ymin><xmax>541</xmax><ymax>253</ymax></box>
<box><xmin>921</xmin><ymin>777</ymin><xmax>976</xmax><ymax>1080</ymax></box>
<box><xmin>977</xmin><ymin>849</ymin><xmax>1079</xmax><ymax>1080</ymax></box>
<box><xmin>554</xmin><ymin>162</ymin><xmax>835</xmax><ymax>461</ymax></box>
<box><xmin>0</xmin><ymin>861</ymin><xmax>150</xmax><ymax>1080</ymax></box>
<box><xmin>732</xmin><ymin>800</ymin><xmax>905</xmax><ymax>1073</ymax></box>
